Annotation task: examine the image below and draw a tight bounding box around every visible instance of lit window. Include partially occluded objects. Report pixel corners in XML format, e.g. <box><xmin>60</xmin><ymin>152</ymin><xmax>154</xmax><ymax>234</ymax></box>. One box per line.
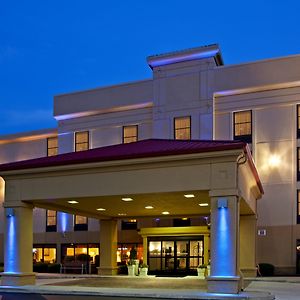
<box><xmin>123</xmin><ymin>125</ymin><xmax>138</xmax><ymax>144</ymax></box>
<box><xmin>33</xmin><ymin>245</ymin><xmax>57</xmax><ymax>263</ymax></box>
<box><xmin>75</xmin><ymin>131</ymin><xmax>89</xmax><ymax>152</ymax></box>
<box><xmin>233</xmin><ymin>111</ymin><xmax>252</xmax><ymax>143</ymax></box>
<box><xmin>174</xmin><ymin>116</ymin><xmax>191</xmax><ymax>140</ymax></box>
<box><xmin>297</xmin><ymin>105</ymin><xmax>300</xmax><ymax>139</ymax></box>
<box><xmin>297</xmin><ymin>190</ymin><xmax>300</xmax><ymax>224</ymax></box>
<box><xmin>46</xmin><ymin>210</ymin><xmax>57</xmax><ymax>232</ymax></box>
<box><xmin>47</xmin><ymin>137</ymin><xmax>58</xmax><ymax>156</ymax></box>
<box><xmin>74</xmin><ymin>215</ymin><xmax>88</xmax><ymax>231</ymax></box>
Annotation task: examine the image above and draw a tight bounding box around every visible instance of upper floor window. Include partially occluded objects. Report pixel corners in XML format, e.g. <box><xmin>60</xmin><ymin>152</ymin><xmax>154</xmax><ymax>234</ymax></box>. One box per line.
<box><xmin>46</xmin><ymin>210</ymin><xmax>57</xmax><ymax>232</ymax></box>
<box><xmin>123</xmin><ymin>125</ymin><xmax>138</xmax><ymax>144</ymax></box>
<box><xmin>74</xmin><ymin>215</ymin><xmax>88</xmax><ymax>231</ymax></box>
<box><xmin>174</xmin><ymin>116</ymin><xmax>191</xmax><ymax>140</ymax></box>
<box><xmin>297</xmin><ymin>105</ymin><xmax>300</xmax><ymax>139</ymax></box>
<box><xmin>47</xmin><ymin>137</ymin><xmax>58</xmax><ymax>156</ymax></box>
<box><xmin>173</xmin><ymin>218</ymin><xmax>191</xmax><ymax>227</ymax></box>
<box><xmin>233</xmin><ymin>110</ymin><xmax>252</xmax><ymax>143</ymax></box>
<box><xmin>75</xmin><ymin>131</ymin><xmax>89</xmax><ymax>152</ymax></box>
<box><xmin>297</xmin><ymin>148</ymin><xmax>300</xmax><ymax>182</ymax></box>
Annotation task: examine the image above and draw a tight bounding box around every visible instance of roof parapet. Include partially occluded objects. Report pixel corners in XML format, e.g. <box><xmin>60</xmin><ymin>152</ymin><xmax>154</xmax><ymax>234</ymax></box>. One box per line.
<box><xmin>147</xmin><ymin>44</ymin><xmax>223</xmax><ymax>69</ymax></box>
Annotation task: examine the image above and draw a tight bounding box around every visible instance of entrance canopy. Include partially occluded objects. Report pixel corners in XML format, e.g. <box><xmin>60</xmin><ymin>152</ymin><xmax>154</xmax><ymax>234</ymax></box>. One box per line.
<box><xmin>0</xmin><ymin>139</ymin><xmax>263</xmax><ymax>219</ymax></box>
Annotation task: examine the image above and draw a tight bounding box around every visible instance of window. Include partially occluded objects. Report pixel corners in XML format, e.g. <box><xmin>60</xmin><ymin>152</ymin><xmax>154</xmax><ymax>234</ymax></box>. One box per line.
<box><xmin>173</xmin><ymin>218</ymin><xmax>191</xmax><ymax>227</ymax></box>
<box><xmin>298</xmin><ymin>148</ymin><xmax>300</xmax><ymax>182</ymax></box>
<box><xmin>47</xmin><ymin>137</ymin><xmax>58</xmax><ymax>156</ymax></box>
<box><xmin>174</xmin><ymin>116</ymin><xmax>191</xmax><ymax>140</ymax></box>
<box><xmin>123</xmin><ymin>125</ymin><xmax>138</xmax><ymax>143</ymax></box>
<box><xmin>297</xmin><ymin>105</ymin><xmax>300</xmax><ymax>139</ymax></box>
<box><xmin>297</xmin><ymin>190</ymin><xmax>300</xmax><ymax>224</ymax></box>
<box><xmin>233</xmin><ymin>110</ymin><xmax>252</xmax><ymax>143</ymax></box>
<box><xmin>75</xmin><ymin>131</ymin><xmax>89</xmax><ymax>152</ymax></box>
<box><xmin>46</xmin><ymin>210</ymin><xmax>57</xmax><ymax>232</ymax></box>
<box><xmin>74</xmin><ymin>215</ymin><xmax>88</xmax><ymax>231</ymax></box>
<box><xmin>121</xmin><ymin>219</ymin><xmax>137</xmax><ymax>230</ymax></box>
<box><xmin>33</xmin><ymin>244</ymin><xmax>57</xmax><ymax>263</ymax></box>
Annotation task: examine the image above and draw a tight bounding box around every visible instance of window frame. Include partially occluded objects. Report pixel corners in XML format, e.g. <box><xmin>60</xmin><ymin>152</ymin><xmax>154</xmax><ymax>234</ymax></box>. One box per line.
<box><xmin>233</xmin><ymin>110</ymin><xmax>252</xmax><ymax>144</ymax></box>
<box><xmin>75</xmin><ymin>131</ymin><xmax>89</xmax><ymax>152</ymax></box>
<box><xmin>297</xmin><ymin>190</ymin><xmax>300</xmax><ymax>224</ymax></box>
<box><xmin>74</xmin><ymin>215</ymin><xmax>88</xmax><ymax>231</ymax></box>
<box><xmin>174</xmin><ymin>116</ymin><xmax>191</xmax><ymax>140</ymax></box>
<box><xmin>46</xmin><ymin>210</ymin><xmax>57</xmax><ymax>232</ymax></box>
<box><xmin>297</xmin><ymin>105</ymin><xmax>300</xmax><ymax>139</ymax></box>
<box><xmin>298</xmin><ymin>148</ymin><xmax>300</xmax><ymax>182</ymax></box>
<box><xmin>122</xmin><ymin>125</ymin><xmax>138</xmax><ymax>144</ymax></box>
<box><xmin>47</xmin><ymin>136</ymin><xmax>58</xmax><ymax>157</ymax></box>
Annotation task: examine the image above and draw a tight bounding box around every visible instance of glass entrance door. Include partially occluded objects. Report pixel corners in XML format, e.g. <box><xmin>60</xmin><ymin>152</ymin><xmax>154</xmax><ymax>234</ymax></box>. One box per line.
<box><xmin>148</xmin><ymin>236</ymin><xmax>204</xmax><ymax>275</ymax></box>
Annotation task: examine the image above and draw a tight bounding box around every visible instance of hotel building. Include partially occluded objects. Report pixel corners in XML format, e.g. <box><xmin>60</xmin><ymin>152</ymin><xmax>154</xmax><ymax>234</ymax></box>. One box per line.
<box><xmin>0</xmin><ymin>44</ymin><xmax>299</xmax><ymax>293</ymax></box>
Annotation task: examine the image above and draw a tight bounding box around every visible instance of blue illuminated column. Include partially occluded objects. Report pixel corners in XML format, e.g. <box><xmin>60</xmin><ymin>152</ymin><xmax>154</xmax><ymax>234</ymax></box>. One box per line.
<box><xmin>206</xmin><ymin>192</ymin><xmax>241</xmax><ymax>294</ymax></box>
<box><xmin>2</xmin><ymin>203</ymin><xmax>35</xmax><ymax>286</ymax></box>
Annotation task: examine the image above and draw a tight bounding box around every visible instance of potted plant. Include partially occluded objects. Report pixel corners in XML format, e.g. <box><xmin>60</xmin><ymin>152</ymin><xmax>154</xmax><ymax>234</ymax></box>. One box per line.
<box><xmin>139</xmin><ymin>263</ymin><xmax>148</xmax><ymax>276</ymax></box>
<box><xmin>127</xmin><ymin>259</ymin><xmax>136</xmax><ymax>276</ymax></box>
<box><xmin>197</xmin><ymin>264</ymin><xmax>207</xmax><ymax>279</ymax></box>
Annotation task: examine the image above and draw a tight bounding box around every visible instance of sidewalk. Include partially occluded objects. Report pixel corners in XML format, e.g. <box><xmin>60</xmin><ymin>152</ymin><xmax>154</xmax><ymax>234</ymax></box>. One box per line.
<box><xmin>0</xmin><ymin>274</ymin><xmax>278</xmax><ymax>299</ymax></box>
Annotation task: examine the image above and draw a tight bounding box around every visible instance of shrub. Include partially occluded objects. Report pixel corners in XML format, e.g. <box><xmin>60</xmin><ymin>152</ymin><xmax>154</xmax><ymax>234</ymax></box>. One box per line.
<box><xmin>76</xmin><ymin>254</ymin><xmax>90</xmax><ymax>262</ymax></box>
<box><xmin>33</xmin><ymin>262</ymin><xmax>48</xmax><ymax>273</ymax></box>
<box><xmin>47</xmin><ymin>263</ymin><xmax>61</xmax><ymax>273</ymax></box>
<box><xmin>258</xmin><ymin>263</ymin><xmax>274</xmax><ymax>276</ymax></box>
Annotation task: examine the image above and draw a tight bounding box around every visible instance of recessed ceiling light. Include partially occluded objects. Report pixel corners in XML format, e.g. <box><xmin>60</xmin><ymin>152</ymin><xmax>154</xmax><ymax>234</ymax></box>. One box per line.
<box><xmin>182</xmin><ymin>217</ymin><xmax>188</xmax><ymax>220</ymax></box>
<box><xmin>162</xmin><ymin>211</ymin><xmax>170</xmax><ymax>215</ymax></box>
<box><xmin>96</xmin><ymin>208</ymin><xmax>106</xmax><ymax>211</ymax></box>
<box><xmin>199</xmin><ymin>203</ymin><xmax>209</xmax><ymax>207</ymax></box>
<box><xmin>118</xmin><ymin>213</ymin><xmax>127</xmax><ymax>216</ymax></box>
<box><xmin>184</xmin><ymin>194</ymin><xmax>195</xmax><ymax>198</ymax></box>
<box><xmin>145</xmin><ymin>206</ymin><xmax>154</xmax><ymax>209</ymax></box>
<box><xmin>122</xmin><ymin>197</ymin><xmax>133</xmax><ymax>202</ymax></box>
<box><xmin>68</xmin><ymin>200</ymin><xmax>79</xmax><ymax>204</ymax></box>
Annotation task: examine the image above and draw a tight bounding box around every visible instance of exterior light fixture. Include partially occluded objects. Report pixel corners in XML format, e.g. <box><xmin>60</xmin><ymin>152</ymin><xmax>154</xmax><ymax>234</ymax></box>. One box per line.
<box><xmin>184</xmin><ymin>194</ymin><xmax>195</xmax><ymax>198</ymax></box>
<box><xmin>269</xmin><ymin>154</ymin><xmax>281</xmax><ymax>168</ymax></box>
<box><xmin>145</xmin><ymin>206</ymin><xmax>154</xmax><ymax>209</ymax></box>
<box><xmin>68</xmin><ymin>200</ymin><xmax>79</xmax><ymax>204</ymax></box>
<box><xmin>118</xmin><ymin>213</ymin><xmax>127</xmax><ymax>216</ymax></box>
<box><xmin>162</xmin><ymin>211</ymin><xmax>170</xmax><ymax>215</ymax></box>
<box><xmin>6</xmin><ymin>208</ymin><xmax>15</xmax><ymax>217</ymax></box>
<box><xmin>96</xmin><ymin>208</ymin><xmax>106</xmax><ymax>211</ymax></box>
<box><xmin>199</xmin><ymin>203</ymin><xmax>209</xmax><ymax>207</ymax></box>
<box><xmin>217</xmin><ymin>198</ymin><xmax>228</xmax><ymax>209</ymax></box>
<box><xmin>122</xmin><ymin>197</ymin><xmax>133</xmax><ymax>202</ymax></box>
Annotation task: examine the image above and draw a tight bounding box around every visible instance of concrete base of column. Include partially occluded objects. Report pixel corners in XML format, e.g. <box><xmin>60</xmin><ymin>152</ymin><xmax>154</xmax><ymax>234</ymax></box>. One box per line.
<box><xmin>241</xmin><ymin>267</ymin><xmax>257</xmax><ymax>277</ymax></box>
<box><xmin>207</xmin><ymin>276</ymin><xmax>241</xmax><ymax>294</ymax></box>
<box><xmin>97</xmin><ymin>267</ymin><xmax>118</xmax><ymax>276</ymax></box>
<box><xmin>1</xmin><ymin>272</ymin><xmax>36</xmax><ymax>286</ymax></box>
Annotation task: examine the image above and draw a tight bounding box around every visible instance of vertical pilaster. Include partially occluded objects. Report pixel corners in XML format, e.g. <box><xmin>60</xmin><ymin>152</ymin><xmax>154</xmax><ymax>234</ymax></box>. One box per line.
<box><xmin>240</xmin><ymin>215</ymin><xmax>257</xmax><ymax>277</ymax></box>
<box><xmin>98</xmin><ymin>219</ymin><xmax>118</xmax><ymax>275</ymax></box>
<box><xmin>207</xmin><ymin>191</ymin><xmax>241</xmax><ymax>294</ymax></box>
<box><xmin>2</xmin><ymin>203</ymin><xmax>35</xmax><ymax>286</ymax></box>
<box><xmin>142</xmin><ymin>236</ymin><xmax>148</xmax><ymax>264</ymax></box>
<box><xmin>204</xmin><ymin>235</ymin><xmax>210</xmax><ymax>265</ymax></box>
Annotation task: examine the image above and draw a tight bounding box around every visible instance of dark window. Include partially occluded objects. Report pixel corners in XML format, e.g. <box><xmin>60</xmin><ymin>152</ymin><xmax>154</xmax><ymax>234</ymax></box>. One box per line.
<box><xmin>46</xmin><ymin>210</ymin><xmax>57</xmax><ymax>232</ymax></box>
<box><xmin>47</xmin><ymin>137</ymin><xmax>58</xmax><ymax>156</ymax></box>
<box><xmin>75</xmin><ymin>131</ymin><xmax>89</xmax><ymax>152</ymax></box>
<box><xmin>174</xmin><ymin>116</ymin><xmax>191</xmax><ymax>140</ymax></box>
<box><xmin>173</xmin><ymin>218</ymin><xmax>191</xmax><ymax>227</ymax></box>
<box><xmin>233</xmin><ymin>111</ymin><xmax>252</xmax><ymax>143</ymax></box>
<box><xmin>121</xmin><ymin>219</ymin><xmax>137</xmax><ymax>230</ymax></box>
<box><xmin>74</xmin><ymin>215</ymin><xmax>88</xmax><ymax>231</ymax></box>
<box><xmin>297</xmin><ymin>191</ymin><xmax>300</xmax><ymax>224</ymax></box>
<box><xmin>297</xmin><ymin>105</ymin><xmax>300</xmax><ymax>139</ymax></box>
<box><xmin>123</xmin><ymin>125</ymin><xmax>138</xmax><ymax>143</ymax></box>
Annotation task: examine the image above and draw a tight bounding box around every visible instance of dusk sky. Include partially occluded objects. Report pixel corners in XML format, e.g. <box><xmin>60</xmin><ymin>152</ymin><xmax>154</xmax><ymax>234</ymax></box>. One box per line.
<box><xmin>1</xmin><ymin>0</ymin><xmax>300</xmax><ymax>135</ymax></box>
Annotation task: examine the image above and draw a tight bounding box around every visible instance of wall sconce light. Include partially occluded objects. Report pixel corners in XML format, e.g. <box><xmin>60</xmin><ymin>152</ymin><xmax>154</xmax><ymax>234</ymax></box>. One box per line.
<box><xmin>268</xmin><ymin>154</ymin><xmax>281</xmax><ymax>168</ymax></box>
<box><xmin>6</xmin><ymin>208</ymin><xmax>15</xmax><ymax>217</ymax></box>
<box><xmin>217</xmin><ymin>198</ymin><xmax>228</xmax><ymax>209</ymax></box>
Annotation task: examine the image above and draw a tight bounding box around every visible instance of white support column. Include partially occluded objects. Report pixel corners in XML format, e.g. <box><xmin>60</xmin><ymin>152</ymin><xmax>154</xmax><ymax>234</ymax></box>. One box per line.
<box><xmin>142</xmin><ymin>236</ymin><xmax>148</xmax><ymax>265</ymax></box>
<box><xmin>98</xmin><ymin>219</ymin><xmax>118</xmax><ymax>275</ymax></box>
<box><xmin>207</xmin><ymin>191</ymin><xmax>241</xmax><ymax>294</ymax></box>
<box><xmin>2</xmin><ymin>203</ymin><xmax>35</xmax><ymax>286</ymax></box>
